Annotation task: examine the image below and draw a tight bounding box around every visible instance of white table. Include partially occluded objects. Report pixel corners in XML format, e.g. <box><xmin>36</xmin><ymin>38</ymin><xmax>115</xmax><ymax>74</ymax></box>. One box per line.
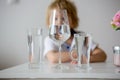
<box><xmin>0</xmin><ymin>62</ymin><xmax>120</xmax><ymax>79</ymax></box>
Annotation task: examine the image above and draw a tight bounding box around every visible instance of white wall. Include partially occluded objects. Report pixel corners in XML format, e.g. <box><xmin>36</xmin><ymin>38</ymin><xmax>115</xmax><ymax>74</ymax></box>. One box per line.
<box><xmin>0</xmin><ymin>0</ymin><xmax>120</xmax><ymax>69</ymax></box>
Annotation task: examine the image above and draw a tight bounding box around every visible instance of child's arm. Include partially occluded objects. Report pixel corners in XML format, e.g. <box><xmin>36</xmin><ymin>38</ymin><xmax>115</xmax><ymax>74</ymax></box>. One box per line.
<box><xmin>90</xmin><ymin>47</ymin><xmax>107</xmax><ymax>63</ymax></box>
<box><xmin>46</xmin><ymin>50</ymin><xmax>71</xmax><ymax>63</ymax></box>
<box><xmin>85</xmin><ymin>36</ymin><xmax>107</xmax><ymax>63</ymax></box>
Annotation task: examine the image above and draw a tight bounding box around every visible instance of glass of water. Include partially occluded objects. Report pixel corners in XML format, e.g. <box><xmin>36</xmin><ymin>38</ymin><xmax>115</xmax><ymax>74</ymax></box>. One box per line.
<box><xmin>27</xmin><ymin>27</ymin><xmax>43</xmax><ymax>69</ymax></box>
<box><xmin>70</xmin><ymin>33</ymin><xmax>92</xmax><ymax>71</ymax></box>
<box><xmin>49</xmin><ymin>9</ymin><xmax>71</xmax><ymax>70</ymax></box>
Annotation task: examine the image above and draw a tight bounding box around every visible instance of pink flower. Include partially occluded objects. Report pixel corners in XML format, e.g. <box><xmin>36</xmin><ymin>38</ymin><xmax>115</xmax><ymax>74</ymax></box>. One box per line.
<box><xmin>113</xmin><ymin>11</ymin><xmax>120</xmax><ymax>22</ymax></box>
<box><xmin>111</xmin><ymin>10</ymin><xmax>120</xmax><ymax>30</ymax></box>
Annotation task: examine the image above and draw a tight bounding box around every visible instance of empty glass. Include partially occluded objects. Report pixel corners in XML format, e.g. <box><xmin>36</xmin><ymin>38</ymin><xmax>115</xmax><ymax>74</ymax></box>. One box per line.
<box><xmin>27</xmin><ymin>27</ymin><xmax>43</xmax><ymax>69</ymax></box>
<box><xmin>70</xmin><ymin>33</ymin><xmax>92</xmax><ymax>71</ymax></box>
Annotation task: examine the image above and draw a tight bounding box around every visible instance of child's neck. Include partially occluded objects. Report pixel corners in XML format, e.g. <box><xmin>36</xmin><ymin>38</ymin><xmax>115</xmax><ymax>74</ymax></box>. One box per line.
<box><xmin>65</xmin><ymin>36</ymin><xmax>73</xmax><ymax>45</ymax></box>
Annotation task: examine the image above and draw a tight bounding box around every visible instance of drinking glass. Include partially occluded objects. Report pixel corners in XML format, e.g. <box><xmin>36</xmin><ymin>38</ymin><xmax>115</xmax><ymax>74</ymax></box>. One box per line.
<box><xmin>70</xmin><ymin>33</ymin><xmax>92</xmax><ymax>71</ymax></box>
<box><xmin>27</xmin><ymin>27</ymin><xmax>43</xmax><ymax>69</ymax></box>
<box><xmin>49</xmin><ymin>9</ymin><xmax>70</xmax><ymax>70</ymax></box>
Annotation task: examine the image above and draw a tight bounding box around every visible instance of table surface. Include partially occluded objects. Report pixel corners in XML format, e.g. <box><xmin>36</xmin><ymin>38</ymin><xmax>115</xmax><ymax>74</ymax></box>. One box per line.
<box><xmin>0</xmin><ymin>62</ymin><xmax>120</xmax><ymax>79</ymax></box>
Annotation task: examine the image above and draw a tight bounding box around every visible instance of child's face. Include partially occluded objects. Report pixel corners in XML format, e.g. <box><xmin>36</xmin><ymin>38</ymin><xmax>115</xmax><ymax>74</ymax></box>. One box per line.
<box><xmin>52</xmin><ymin>10</ymin><xmax>66</xmax><ymax>27</ymax></box>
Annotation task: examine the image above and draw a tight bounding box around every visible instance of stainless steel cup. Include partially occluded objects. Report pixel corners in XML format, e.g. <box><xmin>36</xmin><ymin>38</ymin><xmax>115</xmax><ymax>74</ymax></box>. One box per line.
<box><xmin>113</xmin><ymin>46</ymin><xmax>120</xmax><ymax>67</ymax></box>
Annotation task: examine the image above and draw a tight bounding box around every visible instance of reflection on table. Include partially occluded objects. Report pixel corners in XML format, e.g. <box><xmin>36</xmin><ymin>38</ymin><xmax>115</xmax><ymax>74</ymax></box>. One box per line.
<box><xmin>0</xmin><ymin>61</ymin><xmax>120</xmax><ymax>79</ymax></box>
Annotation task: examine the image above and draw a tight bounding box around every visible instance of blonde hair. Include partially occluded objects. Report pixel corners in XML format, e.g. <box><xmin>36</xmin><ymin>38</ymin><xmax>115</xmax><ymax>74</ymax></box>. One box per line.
<box><xmin>46</xmin><ymin>0</ymin><xmax>79</xmax><ymax>29</ymax></box>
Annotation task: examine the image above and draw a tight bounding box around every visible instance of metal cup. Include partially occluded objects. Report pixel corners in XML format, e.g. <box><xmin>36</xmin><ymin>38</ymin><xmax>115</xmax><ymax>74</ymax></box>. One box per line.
<box><xmin>113</xmin><ymin>46</ymin><xmax>120</xmax><ymax>67</ymax></box>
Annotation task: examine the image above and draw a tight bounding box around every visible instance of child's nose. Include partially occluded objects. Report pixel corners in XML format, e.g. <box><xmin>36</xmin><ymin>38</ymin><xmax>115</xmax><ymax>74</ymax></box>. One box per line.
<box><xmin>57</xmin><ymin>18</ymin><xmax>63</xmax><ymax>26</ymax></box>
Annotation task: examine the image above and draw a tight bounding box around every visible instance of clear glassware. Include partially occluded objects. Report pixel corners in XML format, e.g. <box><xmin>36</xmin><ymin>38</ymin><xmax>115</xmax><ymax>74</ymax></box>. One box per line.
<box><xmin>27</xmin><ymin>27</ymin><xmax>43</xmax><ymax>69</ymax></box>
<box><xmin>49</xmin><ymin>9</ymin><xmax>71</xmax><ymax>70</ymax></box>
<box><xmin>70</xmin><ymin>33</ymin><xmax>92</xmax><ymax>71</ymax></box>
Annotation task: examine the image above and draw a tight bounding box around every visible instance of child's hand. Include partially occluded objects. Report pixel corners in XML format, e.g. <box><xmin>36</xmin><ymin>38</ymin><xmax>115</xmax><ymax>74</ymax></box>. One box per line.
<box><xmin>70</xmin><ymin>54</ymin><xmax>87</xmax><ymax>64</ymax></box>
<box><xmin>70</xmin><ymin>60</ymin><xmax>78</xmax><ymax>64</ymax></box>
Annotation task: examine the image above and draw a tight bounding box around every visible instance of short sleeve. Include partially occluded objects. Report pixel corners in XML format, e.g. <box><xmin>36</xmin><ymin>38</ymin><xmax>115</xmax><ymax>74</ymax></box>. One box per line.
<box><xmin>82</xmin><ymin>40</ymin><xmax>98</xmax><ymax>56</ymax></box>
<box><xmin>91</xmin><ymin>40</ymin><xmax>98</xmax><ymax>51</ymax></box>
<box><xmin>43</xmin><ymin>36</ymin><xmax>58</xmax><ymax>58</ymax></box>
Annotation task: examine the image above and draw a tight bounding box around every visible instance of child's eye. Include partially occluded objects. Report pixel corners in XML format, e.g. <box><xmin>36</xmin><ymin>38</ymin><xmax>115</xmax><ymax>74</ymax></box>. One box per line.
<box><xmin>55</xmin><ymin>17</ymin><xmax>64</xmax><ymax>21</ymax></box>
<box><xmin>61</xmin><ymin>17</ymin><xmax>64</xmax><ymax>21</ymax></box>
<box><xmin>55</xmin><ymin>17</ymin><xmax>58</xmax><ymax>20</ymax></box>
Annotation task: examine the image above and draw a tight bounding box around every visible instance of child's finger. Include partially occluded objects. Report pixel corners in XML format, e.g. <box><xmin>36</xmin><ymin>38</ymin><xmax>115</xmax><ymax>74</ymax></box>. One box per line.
<box><xmin>71</xmin><ymin>60</ymin><xmax>78</xmax><ymax>64</ymax></box>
